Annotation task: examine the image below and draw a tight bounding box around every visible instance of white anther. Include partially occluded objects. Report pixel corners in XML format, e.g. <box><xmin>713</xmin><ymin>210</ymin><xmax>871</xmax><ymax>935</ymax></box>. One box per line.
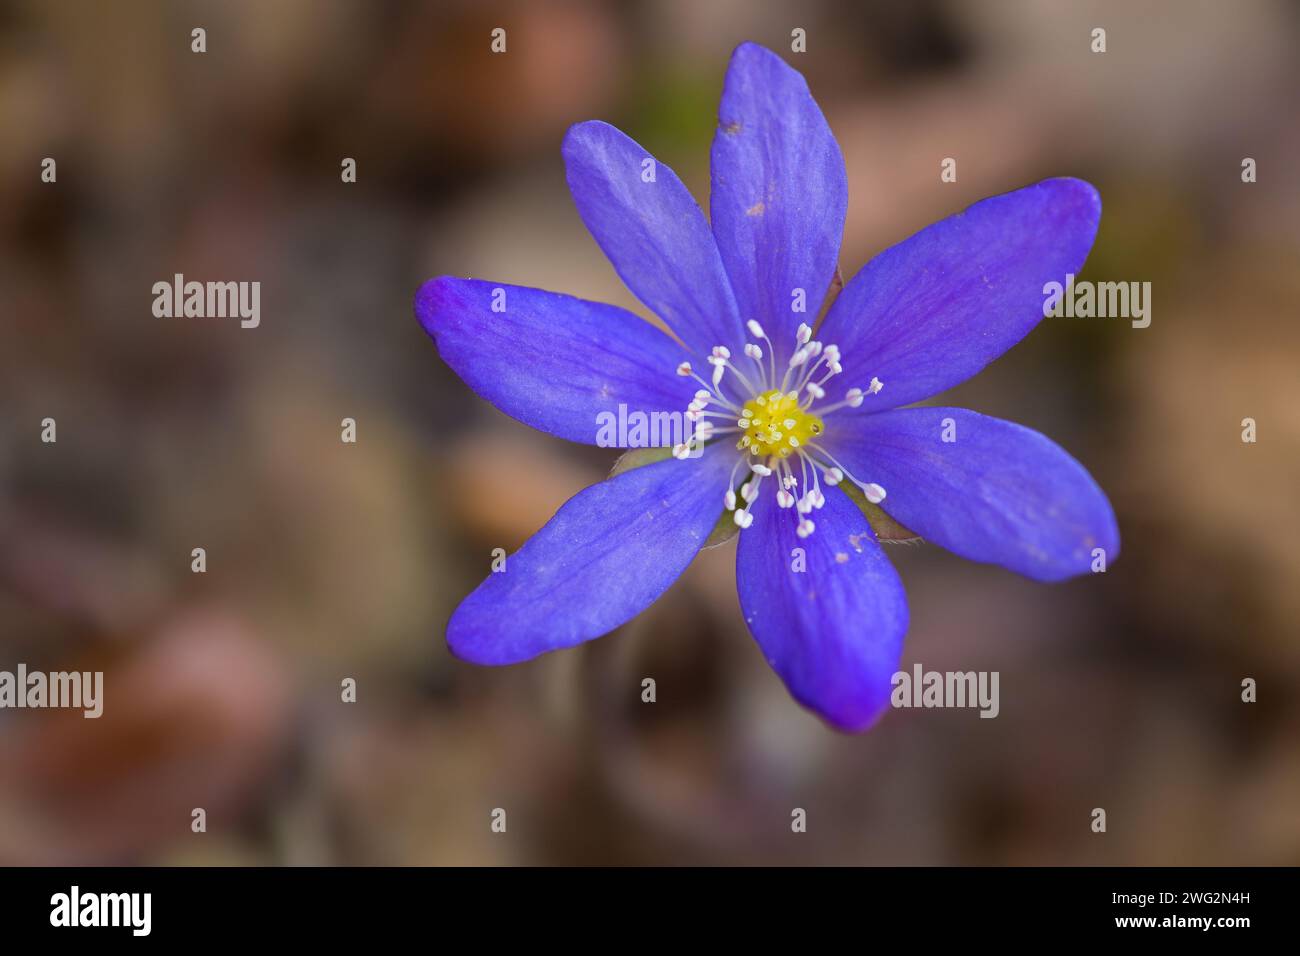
<box><xmin>823</xmin><ymin>467</ymin><xmax>843</xmax><ymax>486</ymax></box>
<box><xmin>671</xmin><ymin>443</ymin><xmax>690</xmax><ymax>459</ymax></box>
<box><xmin>805</xmin><ymin>382</ymin><xmax>825</xmax><ymax>400</ymax></box>
<box><xmin>823</xmin><ymin>344</ymin><xmax>841</xmax><ymax>363</ymax></box>
<box><xmin>845</xmin><ymin>387</ymin><xmax>865</xmax><ymax>408</ymax></box>
<box><xmin>796</xmin><ymin>323</ymin><xmax>812</xmax><ymax>344</ymax></box>
<box><xmin>863</xmin><ymin>482</ymin><xmax>887</xmax><ymax>503</ymax></box>
<box><xmin>783</xmin><ymin>475</ymin><xmax>798</xmax><ymax>489</ymax></box>
<box><xmin>734</xmin><ymin>508</ymin><xmax>754</xmax><ymax>529</ymax></box>
<box><xmin>676</xmin><ymin>362</ymin><xmax>692</xmax><ymax>376</ymax></box>
<box><xmin>776</xmin><ymin>489</ymin><xmax>795</xmax><ymax>508</ymax></box>
<box><xmin>695</xmin><ymin>421</ymin><xmax>715</xmax><ymax>439</ymax></box>
<box><xmin>806</xmin><ymin>341</ymin><xmax>823</xmax><ymax>358</ymax></box>
<box><xmin>789</xmin><ymin>347</ymin><xmax>811</xmax><ymax>368</ymax></box>
<box><xmin>796</xmin><ymin>495</ymin><xmax>814</xmax><ymax>515</ymax></box>
<box><xmin>711</xmin><ymin>345</ymin><xmax>731</xmax><ymax>360</ymax></box>
<box><xmin>867</xmin><ymin>377</ymin><xmax>883</xmax><ymax>395</ymax></box>
<box><xmin>744</xmin><ymin>343</ymin><xmax>763</xmax><ymax>360</ymax></box>
<box><xmin>796</xmin><ymin>519</ymin><xmax>815</xmax><ymax>538</ymax></box>
<box><xmin>749</xmin><ymin>462</ymin><xmax>772</xmax><ymax>477</ymax></box>
<box><xmin>694</xmin><ymin>389</ymin><xmax>712</xmax><ymax>401</ymax></box>
<box><xmin>808</xmin><ymin>488</ymin><xmax>825</xmax><ymax>510</ymax></box>
<box><xmin>724</xmin><ymin>489</ymin><xmax>737</xmax><ymax>510</ymax></box>
<box><xmin>746</xmin><ymin>319</ymin><xmax>765</xmax><ymax>339</ymax></box>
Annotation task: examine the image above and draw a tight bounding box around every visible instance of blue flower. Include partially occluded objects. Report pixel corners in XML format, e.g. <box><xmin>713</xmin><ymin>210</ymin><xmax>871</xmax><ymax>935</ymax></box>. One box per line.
<box><xmin>415</xmin><ymin>42</ymin><xmax>1119</xmax><ymax>731</ymax></box>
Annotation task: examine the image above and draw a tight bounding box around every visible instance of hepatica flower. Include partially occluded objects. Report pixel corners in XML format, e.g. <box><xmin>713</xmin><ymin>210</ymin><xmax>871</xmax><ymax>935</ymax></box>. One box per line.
<box><xmin>415</xmin><ymin>43</ymin><xmax>1119</xmax><ymax>731</ymax></box>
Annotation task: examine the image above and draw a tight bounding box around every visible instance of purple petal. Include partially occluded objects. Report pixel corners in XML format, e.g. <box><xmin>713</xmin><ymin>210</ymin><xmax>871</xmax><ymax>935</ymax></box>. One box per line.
<box><xmin>711</xmin><ymin>43</ymin><xmax>847</xmax><ymax>363</ymax></box>
<box><xmin>822</xmin><ymin>406</ymin><xmax>1119</xmax><ymax>581</ymax></box>
<box><xmin>448</xmin><ymin>447</ymin><xmax>733</xmax><ymax>664</ymax></box>
<box><xmin>415</xmin><ymin>277</ymin><xmax>697</xmax><ymax>445</ymax></box>
<box><xmin>562</xmin><ymin>120</ymin><xmax>745</xmax><ymax>358</ymax></box>
<box><xmin>819</xmin><ymin>178</ymin><xmax>1101</xmax><ymax>411</ymax></box>
<box><xmin>736</xmin><ymin>485</ymin><xmax>908</xmax><ymax>731</ymax></box>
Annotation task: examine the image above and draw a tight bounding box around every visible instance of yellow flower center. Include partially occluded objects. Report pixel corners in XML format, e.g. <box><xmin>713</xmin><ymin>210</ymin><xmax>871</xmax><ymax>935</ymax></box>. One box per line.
<box><xmin>738</xmin><ymin>389</ymin><xmax>824</xmax><ymax>459</ymax></box>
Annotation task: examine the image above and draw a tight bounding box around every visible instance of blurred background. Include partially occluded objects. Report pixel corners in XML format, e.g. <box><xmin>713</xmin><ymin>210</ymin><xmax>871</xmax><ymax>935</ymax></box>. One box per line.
<box><xmin>1</xmin><ymin>0</ymin><xmax>1297</xmax><ymax>865</ymax></box>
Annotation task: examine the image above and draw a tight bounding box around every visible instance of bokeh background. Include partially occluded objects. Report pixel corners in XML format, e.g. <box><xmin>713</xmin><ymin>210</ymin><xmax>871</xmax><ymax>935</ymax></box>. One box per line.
<box><xmin>1</xmin><ymin>0</ymin><xmax>1297</xmax><ymax>865</ymax></box>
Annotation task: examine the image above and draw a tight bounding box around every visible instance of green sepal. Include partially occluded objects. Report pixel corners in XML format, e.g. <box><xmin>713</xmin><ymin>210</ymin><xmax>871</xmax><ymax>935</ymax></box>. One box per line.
<box><xmin>609</xmin><ymin>446</ymin><xmax>738</xmax><ymax>550</ymax></box>
<box><xmin>839</xmin><ymin>481</ymin><xmax>921</xmax><ymax>543</ymax></box>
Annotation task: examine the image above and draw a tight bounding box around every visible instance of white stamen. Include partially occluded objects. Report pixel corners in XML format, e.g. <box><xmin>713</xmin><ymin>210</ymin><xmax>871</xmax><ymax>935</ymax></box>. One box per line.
<box><xmin>672</xmin><ymin>335</ymin><xmax>883</xmax><ymax>543</ymax></box>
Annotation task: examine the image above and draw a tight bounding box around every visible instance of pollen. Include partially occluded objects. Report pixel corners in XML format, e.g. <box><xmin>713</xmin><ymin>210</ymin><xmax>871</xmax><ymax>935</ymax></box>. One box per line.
<box><xmin>737</xmin><ymin>389</ymin><xmax>824</xmax><ymax>458</ymax></box>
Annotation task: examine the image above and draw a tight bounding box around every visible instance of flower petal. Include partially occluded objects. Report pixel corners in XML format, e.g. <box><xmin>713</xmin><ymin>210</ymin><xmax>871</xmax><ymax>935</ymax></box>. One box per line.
<box><xmin>448</xmin><ymin>447</ymin><xmax>733</xmax><ymax>664</ymax></box>
<box><xmin>415</xmin><ymin>277</ymin><xmax>696</xmax><ymax>445</ymax></box>
<box><xmin>818</xmin><ymin>178</ymin><xmax>1101</xmax><ymax>410</ymax></box>
<box><xmin>562</xmin><ymin>120</ymin><xmax>744</xmax><ymax>357</ymax></box>
<box><xmin>822</xmin><ymin>406</ymin><xmax>1120</xmax><ymax>581</ymax></box>
<box><xmin>711</xmin><ymin>43</ymin><xmax>847</xmax><ymax>362</ymax></box>
<box><xmin>736</xmin><ymin>485</ymin><xmax>908</xmax><ymax>731</ymax></box>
